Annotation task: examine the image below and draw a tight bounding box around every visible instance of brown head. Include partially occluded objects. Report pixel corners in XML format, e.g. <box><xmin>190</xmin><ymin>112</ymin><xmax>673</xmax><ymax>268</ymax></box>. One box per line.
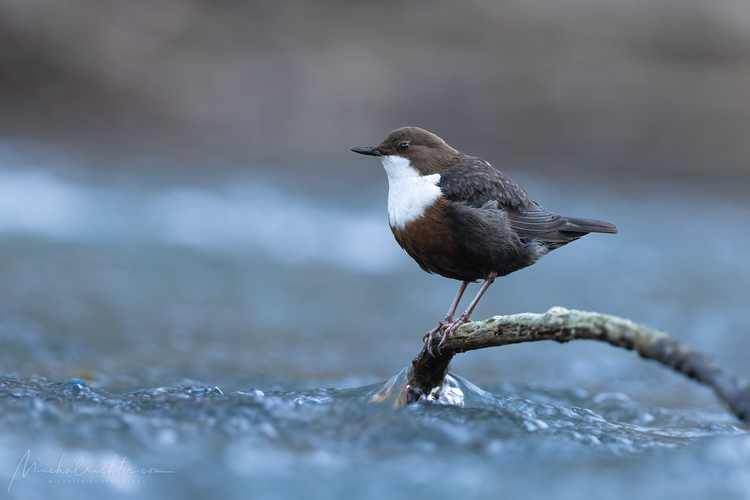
<box><xmin>352</xmin><ymin>127</ymin><xmax>462</xmax><ymax>175</ymax></box>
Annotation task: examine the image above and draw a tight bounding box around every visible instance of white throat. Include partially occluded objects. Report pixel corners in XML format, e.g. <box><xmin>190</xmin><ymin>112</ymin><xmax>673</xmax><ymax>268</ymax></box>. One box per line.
<box><xmin>379</xmin><ymin>155</ymin><xmax>442</xmax><ymax>228</ymax></box>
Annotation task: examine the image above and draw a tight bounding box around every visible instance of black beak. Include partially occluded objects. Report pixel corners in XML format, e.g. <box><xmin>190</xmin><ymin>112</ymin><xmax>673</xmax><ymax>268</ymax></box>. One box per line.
<box><xmin>351</xmin><ymin>147</ymin><xmax>382</xmax><ymax>157</ymax></box>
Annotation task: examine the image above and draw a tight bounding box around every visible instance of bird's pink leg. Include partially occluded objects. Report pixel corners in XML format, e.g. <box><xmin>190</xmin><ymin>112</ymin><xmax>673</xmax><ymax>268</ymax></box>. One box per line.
<box><xmin>424</xmin><ymin>281</ymin><xmax>469</xmax><ymax>356</ymax></box>
<box><xmin>438</xmin><ymin>271</ymin><xmax>498</xmax><ymax>353</ymax></box>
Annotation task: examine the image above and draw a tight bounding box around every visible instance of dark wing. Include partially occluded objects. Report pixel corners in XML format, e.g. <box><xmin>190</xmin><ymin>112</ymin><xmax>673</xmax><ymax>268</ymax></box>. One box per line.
<box><xmin>439</xmin><ymin>156</ymin><xmax>617</xmax><ymax>245</ymax></box>
<box><xmin>439</xmin><ymin>157</ymin><xmax>566</xmax><ymax>242</ymax></box>
<box><xmin>506</xmin><ymin>205</ymin><xmax>571</xmax><ymax>243</ymax></box>
<box><xmin>438</xmin><ymin>156</ymin><xmax>535</xmax><ymax>211</ymax></box>
<box><xmin>506</xmin><ymin>207</ymin><xmax>618</xmax><ymax>246</ymax></box>
<box><xmin>439</xmin><ymin>156</ymin><xmax>617</xmax><ymax>244</ymax></box>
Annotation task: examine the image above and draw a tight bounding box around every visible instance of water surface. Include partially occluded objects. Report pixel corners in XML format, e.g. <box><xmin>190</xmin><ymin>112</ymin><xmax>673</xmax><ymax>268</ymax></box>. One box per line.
<box><xmin>0</xmin><ymin>141</ymin><xmax>748</xmax><ymax>499</ymax></box>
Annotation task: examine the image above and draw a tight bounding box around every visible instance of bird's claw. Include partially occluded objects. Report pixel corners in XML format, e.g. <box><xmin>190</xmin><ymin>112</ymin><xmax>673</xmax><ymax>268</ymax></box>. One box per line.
<box><xmin>423</xmin><ymin>322</ymin><xmax>445</xmax><ymax>357</ymax></box>
<box><xmin>423</xmin><ymin>315</ymin><xmax>470</xmax><ymax>357</ymax></box>
<box><xmin>422</xmin><ymin>322</ymin><xmax>444</xmax><ymax>343</ymax></box>
<box><xmin>435</xmin><ymin>315</ymin><xmax>470</xmax><ymax>355</ymax></box>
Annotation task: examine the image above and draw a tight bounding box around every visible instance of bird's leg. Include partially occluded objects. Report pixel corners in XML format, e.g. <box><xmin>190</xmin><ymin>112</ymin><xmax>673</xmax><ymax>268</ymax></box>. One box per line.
<box><xmin>424</xmin><ymin>281</ymin><xmax>469</xmax><ymax>356</ymax></box>
<box><xmin>438</xmin><ymin>271</ymin><xmax>498</xmax><ymax>353</ymax></box>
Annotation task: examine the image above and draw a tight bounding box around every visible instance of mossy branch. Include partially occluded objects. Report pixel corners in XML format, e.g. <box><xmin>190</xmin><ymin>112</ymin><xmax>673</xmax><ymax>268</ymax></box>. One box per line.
<box><xmin>405</xmin><ymin>307</ymin><xmax>750</xmax><ymax>422</ymax></box>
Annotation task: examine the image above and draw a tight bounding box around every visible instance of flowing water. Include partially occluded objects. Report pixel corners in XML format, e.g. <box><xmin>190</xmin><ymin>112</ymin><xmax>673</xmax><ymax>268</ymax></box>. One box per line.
<box><xmin>0</xmin><ymin>140</ymin><xmax>749</xmax><ymax>499</ymax></box>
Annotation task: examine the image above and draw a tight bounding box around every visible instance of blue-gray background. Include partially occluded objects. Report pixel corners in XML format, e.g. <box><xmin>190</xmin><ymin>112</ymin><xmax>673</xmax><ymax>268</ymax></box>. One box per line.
<box><xmin>0</xmin><ymin>1</ymin><xmax>749</xmax><ymax>499</ymax></box>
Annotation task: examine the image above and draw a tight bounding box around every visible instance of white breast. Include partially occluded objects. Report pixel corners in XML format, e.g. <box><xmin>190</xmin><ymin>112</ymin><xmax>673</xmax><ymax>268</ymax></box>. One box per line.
<box><xmin>379</xmin><ymin>155</ymin><xmax>442</xmax><ymax>229</ymax></box>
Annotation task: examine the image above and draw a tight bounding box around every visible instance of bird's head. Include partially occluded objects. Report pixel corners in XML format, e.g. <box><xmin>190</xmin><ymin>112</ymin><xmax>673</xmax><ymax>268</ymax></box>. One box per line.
<box><xmin>351</xmin><ymin>127</ymin><xmax>460</xmax><ymax>176</ymax></box>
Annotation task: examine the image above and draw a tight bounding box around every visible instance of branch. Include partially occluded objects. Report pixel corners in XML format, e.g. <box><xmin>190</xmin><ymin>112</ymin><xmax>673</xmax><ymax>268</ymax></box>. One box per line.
<box><xmin>405</xmin><ymin>307</ymin><xmax>750</xmax><ymax>422</ymax></box>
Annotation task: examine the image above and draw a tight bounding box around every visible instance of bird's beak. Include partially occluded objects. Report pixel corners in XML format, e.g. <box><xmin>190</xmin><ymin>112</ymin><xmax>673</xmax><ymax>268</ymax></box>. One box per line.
<box><xmin>351</xmin><ymin>147</ymin><xmax>382</xmax><ymax>157</ymax></box>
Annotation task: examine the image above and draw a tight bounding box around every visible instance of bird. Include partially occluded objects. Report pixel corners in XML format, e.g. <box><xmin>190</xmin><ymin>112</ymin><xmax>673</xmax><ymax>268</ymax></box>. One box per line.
<box><xmin>351</xmin><ymin>127</ymin><xmax>617</xmax><ymax>355</ymax></box>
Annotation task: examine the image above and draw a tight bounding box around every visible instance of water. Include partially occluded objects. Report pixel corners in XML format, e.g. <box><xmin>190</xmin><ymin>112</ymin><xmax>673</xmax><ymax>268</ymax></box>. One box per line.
<box><xmin>1</xmin><ymin>374</ymin><xmax>748</xmax><ymax>499</ymax></box>
<box><xmin>0</xmin><ymin>140</ymin><xmax>749</xmax><ymax>499</ymax></box>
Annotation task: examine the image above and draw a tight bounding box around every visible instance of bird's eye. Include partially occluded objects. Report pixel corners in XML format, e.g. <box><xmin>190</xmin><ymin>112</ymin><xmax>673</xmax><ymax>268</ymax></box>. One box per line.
<box><xmin>398</xmin><ymin>142</ymin><xmax>409</xmax><ymax>151</ymax></box>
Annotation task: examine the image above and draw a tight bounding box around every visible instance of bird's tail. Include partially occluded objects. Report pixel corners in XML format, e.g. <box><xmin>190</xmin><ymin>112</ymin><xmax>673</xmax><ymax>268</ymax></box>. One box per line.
<box><xmin>562</xmin><ymin>217</ymin><xmax>618</xmax><ymax>236</ymax></box>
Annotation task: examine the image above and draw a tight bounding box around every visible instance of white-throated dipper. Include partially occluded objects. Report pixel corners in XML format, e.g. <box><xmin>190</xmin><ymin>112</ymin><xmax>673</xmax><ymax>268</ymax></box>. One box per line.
<box><xmin>352</xmin><ymin>127</ymin><xmax>617</xmax><ymax>355</ymax></box>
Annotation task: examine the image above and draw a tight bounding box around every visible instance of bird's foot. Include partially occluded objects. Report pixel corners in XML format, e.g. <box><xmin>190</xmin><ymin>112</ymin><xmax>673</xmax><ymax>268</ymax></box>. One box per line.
<box><xmin>435</xmin><ymin>314</ymin><xmax>471</xmax><ymax>354</ymax></box>
<box><xmin>423</xmin><ymin>322</ymin><xmax>446</xmax><ymax>357</ymax></box>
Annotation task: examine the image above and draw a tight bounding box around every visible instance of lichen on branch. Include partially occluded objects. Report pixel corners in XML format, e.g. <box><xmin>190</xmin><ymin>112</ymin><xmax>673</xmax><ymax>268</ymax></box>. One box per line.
<box><xmin>405</xmin><ymin>307</ymin><xmax>750</xmax><ymax>422</ymax></box>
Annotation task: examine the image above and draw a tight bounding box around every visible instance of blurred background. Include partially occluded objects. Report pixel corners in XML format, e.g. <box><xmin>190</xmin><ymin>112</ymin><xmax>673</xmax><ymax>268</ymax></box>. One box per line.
<box><xmin>3</xmin><ymin>0</ymin><xmax>750</xmax><ymax>174</ymax></box>
<box><xmin>1</xmin><ymin>1</ymin><xmax>749</xmax><ymax>499</ymax></box>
